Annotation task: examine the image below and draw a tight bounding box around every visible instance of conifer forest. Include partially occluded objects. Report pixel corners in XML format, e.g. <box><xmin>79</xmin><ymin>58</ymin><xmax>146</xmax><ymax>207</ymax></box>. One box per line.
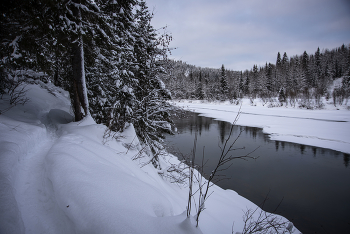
<box><xmin>1</xmin><ymin>0</ymin><xmax>350</xmax><ymax>160</ymax></box>
<box><xmin>161</xmin><ymin>46</ymin><xmax>350</xmax><ymax>108</ymax></box>
<box><xmin>1</xmin><ymin>0</ymin><xmax>174</xmax><ymax>161</ymax></box>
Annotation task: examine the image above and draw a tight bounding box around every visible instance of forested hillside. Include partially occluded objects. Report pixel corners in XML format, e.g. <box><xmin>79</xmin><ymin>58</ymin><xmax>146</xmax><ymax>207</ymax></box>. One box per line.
<box><xmin>162</xmin><ymin>45</ymin><xmax>350</xmax><ymax>108</ymax></box>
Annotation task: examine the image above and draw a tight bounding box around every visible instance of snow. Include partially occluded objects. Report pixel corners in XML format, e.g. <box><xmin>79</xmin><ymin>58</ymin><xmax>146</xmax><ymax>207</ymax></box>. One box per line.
<box><xmin>171</xmin><ymin>98</ymin><xmax>350</xmax><ymax>154</ymax></box>
<box><xmin>0</xmin><ymin>82</ymin><xmax>298</xmax><ymax>233</ymax></box>
<box><xmin>9</xmin><ymin>36</ymin><xmax>22</xmax><ymax>59</ymax></box>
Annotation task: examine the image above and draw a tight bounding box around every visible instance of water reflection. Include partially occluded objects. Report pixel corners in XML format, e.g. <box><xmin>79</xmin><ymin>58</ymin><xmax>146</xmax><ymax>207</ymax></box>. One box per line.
<box><xmin>219</xmin><ymin>121</ymin><xmax>228</xmax><ymax>144</ymax></box>
<box><xmin>170</xmin><ymin>112</ymin><xmax>350</xmax><ymax>168</ymax></box>
<box><xmin>165</xmin><ymin>111</ymin><xmax>350</xmax><ymax>234</ymax></box>
<box><xmin>281</xmin><ymin>141</ymin><xmax>285</xmax><ymax>150</ymax></box>
<box><xmin>344</xmin><ymin>153</ymin><xmax>350</xmax><ymax>167</ymax></box>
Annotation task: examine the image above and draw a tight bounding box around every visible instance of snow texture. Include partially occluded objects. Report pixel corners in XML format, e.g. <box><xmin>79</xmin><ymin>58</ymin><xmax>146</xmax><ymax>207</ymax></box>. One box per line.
<box><xmin>0</xmin><ymin>83</ymin><xmax>298</xmax><ymax>233</ymax></box>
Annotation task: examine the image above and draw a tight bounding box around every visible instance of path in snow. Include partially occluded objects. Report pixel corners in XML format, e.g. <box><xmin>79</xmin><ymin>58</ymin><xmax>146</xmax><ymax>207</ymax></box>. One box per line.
<box><xmin>13</xmin><ymin>110</ymin><xmax>74</xmax><ymax>234</ymax></box>
<box><xmin>14</xmin><ymin>139</ymin><xmax>60</xmax><ymax>233</ymax></box>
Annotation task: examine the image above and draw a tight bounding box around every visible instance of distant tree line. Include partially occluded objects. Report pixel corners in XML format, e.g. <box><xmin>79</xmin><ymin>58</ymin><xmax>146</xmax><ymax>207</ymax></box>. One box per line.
<box><xmin>0</xmin><ymin>0</ymin><xmax>173</xmax><ymax>167</ymax></box>
<box><xmin>161</xmin><ymin>44</ymin><xmax>350</xmax><ymax>108</ymax></box>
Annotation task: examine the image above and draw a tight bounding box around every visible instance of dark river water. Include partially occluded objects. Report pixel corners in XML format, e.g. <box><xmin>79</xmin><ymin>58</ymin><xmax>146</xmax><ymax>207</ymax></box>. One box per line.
<box><xmin>164</xmin><ymin>111</ymin><xmax>350</xmax><ymax>234</ymax></box>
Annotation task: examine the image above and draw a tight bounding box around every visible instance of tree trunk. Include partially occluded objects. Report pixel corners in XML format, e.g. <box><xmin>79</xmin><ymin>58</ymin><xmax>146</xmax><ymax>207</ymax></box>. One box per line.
<box><xmin>72</xmin><ymin>78</ymin><xmax>83</xmax><ymax>121</ymax></box>
<box><xmin>72</xmin><ymin>36</ymin><xmax>89</xmax><ymax>117</ymax></box>
<box><xmin>71</xmin><ymin>1</ymin><xmax>89</xmax><ymax>121</ymax></box>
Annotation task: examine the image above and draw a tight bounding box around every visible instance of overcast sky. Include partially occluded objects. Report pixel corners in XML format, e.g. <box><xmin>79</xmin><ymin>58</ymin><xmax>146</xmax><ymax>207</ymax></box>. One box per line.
<box><xmin>145</xmin><ymin>0</ymin><xmax>350</xmax><ymax>71</ymax></box>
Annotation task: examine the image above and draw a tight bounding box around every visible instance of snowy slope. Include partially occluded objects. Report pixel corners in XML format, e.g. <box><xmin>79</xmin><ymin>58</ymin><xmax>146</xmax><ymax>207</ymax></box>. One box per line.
<box><xmin>0</xmin><ymin>82</ymin><xmax>297</xmax><ymax>233</ymax></box>
<box><xmin>172</xmin><ymin>99</ymin><xmax>350</xmax><ymax>154</ymax></box>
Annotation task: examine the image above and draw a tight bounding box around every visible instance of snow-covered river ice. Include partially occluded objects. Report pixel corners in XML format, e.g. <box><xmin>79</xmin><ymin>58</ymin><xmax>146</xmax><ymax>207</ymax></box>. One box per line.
<box><xmin>165</xmin><ymin>111</ymin><xmax>350</xmax><ymax>234</ymax></box>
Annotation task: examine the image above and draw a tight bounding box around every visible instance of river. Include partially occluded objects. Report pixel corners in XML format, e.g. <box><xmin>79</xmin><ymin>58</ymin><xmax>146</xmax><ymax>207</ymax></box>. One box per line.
<box><xmin>164</xmin><ymin>111</ymin><xmax>350</xmax><ymax>234</ymax></box>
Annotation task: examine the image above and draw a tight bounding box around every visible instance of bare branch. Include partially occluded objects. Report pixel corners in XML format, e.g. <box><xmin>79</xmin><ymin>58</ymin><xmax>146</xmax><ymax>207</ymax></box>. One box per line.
<box><xmin>236</xmin><ymin>192</ymin><xmax>294</xmax><ymax>234</ymax></box>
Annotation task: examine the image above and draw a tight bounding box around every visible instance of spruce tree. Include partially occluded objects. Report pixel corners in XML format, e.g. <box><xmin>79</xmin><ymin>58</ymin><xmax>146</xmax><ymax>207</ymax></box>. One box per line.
<box><xmin>301</xmin><ymin>51</ymin><xmax>311</xmax><ymax>87</ymax></box>
<box><xmin>196</xmin><ymin>70</ymin><xmax>205</xmax><ymax>99</ymax></box>
<box><xmin>220</xmin><ymin>64</ymin><xmax>228</xmax><ymax>99</ymax></box>
<box><xmin>244</xmin><ymin>70</ymin><xmax>250</xmax><ymax>95</ymax></box>
<box><xmin>91</xmin><ymin>0</ymin><xmax>137</xmax><ymax>129</ymax></box>
<box><xmin>266</xmin><ymin>63</ymin><xmax>273</xmax><ymax>92</ymax></box>
<box><xmin>131</xmin><ymin>0</ymin><xmax>173</xmax><ymax>166</ymax></box>
<box><xmin>239</xmin><ymin>71</ymin><xmax>244</xmax><ymax>96</ymax></box>
<box><xmin>252</xmin><ymin>64</ymin><xmax>259</xmax><ymax>95</ymax></box>
<box><xmin>282</xmin><ymin>52</ymin><xmax>291</xmax><ymax>95</ymax></box>
<box><xmin>275</xmin><ymin>52</ymin><xmax>282</xmax><ymax>91</ymax></box>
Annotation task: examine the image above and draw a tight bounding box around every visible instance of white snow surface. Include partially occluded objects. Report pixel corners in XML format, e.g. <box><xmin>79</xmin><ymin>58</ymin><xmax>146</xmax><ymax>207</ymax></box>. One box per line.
<box><xmin>0</xmin><ymin>82</ymin><xmax>298</xmax><ymax>233</ymax></box>
<box><xmin>171</xmin><ymin>98</ymin><xmax>350</xmax><ymax>154</ymax></box>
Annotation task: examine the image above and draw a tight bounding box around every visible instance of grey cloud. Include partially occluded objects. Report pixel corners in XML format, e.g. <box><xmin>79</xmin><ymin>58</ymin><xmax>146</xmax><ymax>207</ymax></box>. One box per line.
<box><xmin>146</xmin><ymin>0</ymin><xmax>350</xmax><ymax>71</ymax></box>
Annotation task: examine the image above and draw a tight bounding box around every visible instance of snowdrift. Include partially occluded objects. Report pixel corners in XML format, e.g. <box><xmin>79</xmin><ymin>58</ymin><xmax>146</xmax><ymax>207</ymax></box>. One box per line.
<box><xmin>0</xmin><ymin>82</ymin><xmax>297</xmax><ymax>233</ymax></box>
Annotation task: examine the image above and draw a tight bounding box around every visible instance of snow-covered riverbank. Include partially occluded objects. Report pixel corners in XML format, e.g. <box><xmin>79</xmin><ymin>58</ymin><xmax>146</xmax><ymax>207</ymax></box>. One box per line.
<box><xmin>171</xmin><ymin>99</ymin><xmax>350</xmax><ymax>154</ymax></box>
<box><xmin>0</xmin><ymin>82</ymin><xmax>299</xmax><ymax>233</ymax></box>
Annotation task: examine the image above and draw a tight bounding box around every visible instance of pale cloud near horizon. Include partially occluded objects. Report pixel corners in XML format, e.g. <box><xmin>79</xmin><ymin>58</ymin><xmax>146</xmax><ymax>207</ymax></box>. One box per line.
<box><xmin>145</xmin><ymin>0</ymin><xmax>350</xmax><ymax>71</ymax></box>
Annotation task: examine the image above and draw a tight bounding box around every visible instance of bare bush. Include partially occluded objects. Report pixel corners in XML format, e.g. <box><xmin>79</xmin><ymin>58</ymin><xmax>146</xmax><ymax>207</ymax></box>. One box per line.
<box><xmin>260</xmin><ymin>97</ymin><xmax>269</xmax><ymax>106</ymax></box>
<box><xmin>161</xmin><ymin>160</ymin><xmax>189</xmax><ymax>184</ymax></box>
<box><xmin>0</xmin><ymin>75</ymin><xmax>29</xmax><ymax>114</ymax></box>
<box><xmin>333</xmin><ymin>87</ymin><xmax>345</xmax><ymax>106</ymax></box>
<box><xmin>235</xmin><ymin>194</ymin><xmax>294</xmax><ymax>234</ymax></box>
<box><xmin>184</xmin><ymin>106</ymin><xmax>259</xmax><ymax>227</ymax></box>
<box><xmin>230</xmin><ymin>98</ymin><xmax>242</xmax><ymax>105</ymax></box>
